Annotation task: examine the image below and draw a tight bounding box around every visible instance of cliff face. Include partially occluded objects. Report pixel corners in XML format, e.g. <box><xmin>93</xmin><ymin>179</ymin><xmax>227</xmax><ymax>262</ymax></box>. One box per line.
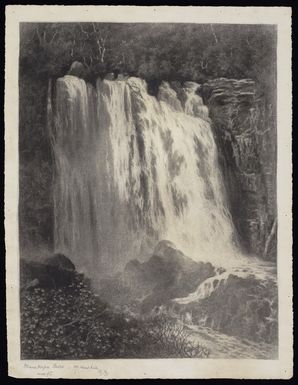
<box><xmin>201</xmin><ymin>78</ymin><xmax>277</xmax><ymax>260</ymax></box>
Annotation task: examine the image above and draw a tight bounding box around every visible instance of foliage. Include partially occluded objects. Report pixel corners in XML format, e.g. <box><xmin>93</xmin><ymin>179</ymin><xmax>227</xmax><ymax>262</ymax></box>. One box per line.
<box><xmin>19</xmin><ymin>73</ymin><xmax>53</xmax><ymax>255</ymax></box>
<box><xmin>20</xmin><ymin>23</ymin><xmax>276</xmax><ymax>89</ymax></box>
<box><xmin>21</xmin><ymin>274</ymin><xmax>209</xmax><ymax>359</ymax></box>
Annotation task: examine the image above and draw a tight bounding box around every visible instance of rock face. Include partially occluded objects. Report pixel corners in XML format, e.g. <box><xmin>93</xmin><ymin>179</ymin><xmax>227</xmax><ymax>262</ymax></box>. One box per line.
<box><xmin>201</xmin><ymin>78</ymin><xmax>277</xmax><ymax>260</ymax></box>
<box><xmin>99</xmin><ymin>241</ymin><xmax>217</xmax><ymax>312</ymax></box>
<box><xmin>176</xmin><ymin>272</ymin><xmax>278</xmax><ymax>344</ymax></box>
<box><xmin>20</xmin><ymin>254</ymin><xmax>77</xmax><ymax>289</ymax></box>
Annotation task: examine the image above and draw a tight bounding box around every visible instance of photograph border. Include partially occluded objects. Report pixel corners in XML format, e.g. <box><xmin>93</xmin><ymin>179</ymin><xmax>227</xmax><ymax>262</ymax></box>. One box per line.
<box><xmin>5</xmin><ymin>5</ymin><xmax>292</xmax><ymax>379</ymax></box>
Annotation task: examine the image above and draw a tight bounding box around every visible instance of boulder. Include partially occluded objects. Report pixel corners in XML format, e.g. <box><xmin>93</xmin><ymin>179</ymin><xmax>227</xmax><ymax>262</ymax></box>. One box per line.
<box><xmin>20</xmin><ymin>254</ymin><xmax>77</xmax><ymax>289</ymax></box>
<box><xmin>122</xmin><ymin>241</ymin><xmax>217</xmax><ymax>312</ymax></box>
<box><xmin>67</xmin><ymin>61</ymin><xmax>86</xmax><ymax>78</ymax></box>
<box><xmin>178</xmin><ymin>272</ymin><xmax>278</xmax><ymax>344</ymax></box>
<box><xmin>44</xmin><ymin>253</ymin><xmax>75</xmax><ymax>271</ymax></box>
<box><xmin>117</xmin><ymin>73</ymin><xmax>129</xmax><ymax>81</ymax></box>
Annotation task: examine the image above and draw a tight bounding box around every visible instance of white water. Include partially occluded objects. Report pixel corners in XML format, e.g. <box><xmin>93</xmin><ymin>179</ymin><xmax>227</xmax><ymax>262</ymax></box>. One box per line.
<box><xmin>50</xmin><ymin>75</ymin><xmax>244</xmax><ymax>277</ymax></box>
<box><xmin>173</xmin><ymin>260</ymin><xmax>276</xmax><ymax>305</ymax></box>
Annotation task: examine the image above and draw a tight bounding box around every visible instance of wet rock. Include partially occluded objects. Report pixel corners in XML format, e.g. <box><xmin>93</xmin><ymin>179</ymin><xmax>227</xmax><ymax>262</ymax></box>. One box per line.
<box><xmin>179</xmin><ymin>272</ymin><xmax>278</xmax><ymax>344</ymax></box>
<box><xmin>200</xmin><ymin>78</ymin><xmax>277</xmax><ymax>259</ymax></box>
<box><xmin>122</xmin><ymin>240</ymin><xmax>217</xmax><ymax>312</ymax></box>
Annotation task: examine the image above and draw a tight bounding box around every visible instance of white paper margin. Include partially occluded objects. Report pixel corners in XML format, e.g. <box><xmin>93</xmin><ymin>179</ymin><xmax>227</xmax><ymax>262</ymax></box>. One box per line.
<box><xmin>5</xmin><ymin>5</ymin><xmax>293</xmax><ymax>379</ymax></box>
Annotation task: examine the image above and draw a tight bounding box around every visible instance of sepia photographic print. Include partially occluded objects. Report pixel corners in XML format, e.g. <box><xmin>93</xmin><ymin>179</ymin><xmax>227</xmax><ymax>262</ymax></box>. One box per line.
<box><xmin>5</xmin><ymin>5</ymin><xmax>292</xmax><ymax>379</ymax></box>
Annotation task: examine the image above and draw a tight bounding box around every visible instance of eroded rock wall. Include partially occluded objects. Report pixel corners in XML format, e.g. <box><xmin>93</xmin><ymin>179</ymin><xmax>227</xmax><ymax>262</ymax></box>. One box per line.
<box><xmin>201</xmin><ymin>78</ymin><xmax>277</xmax><ymax>260</ymax></box>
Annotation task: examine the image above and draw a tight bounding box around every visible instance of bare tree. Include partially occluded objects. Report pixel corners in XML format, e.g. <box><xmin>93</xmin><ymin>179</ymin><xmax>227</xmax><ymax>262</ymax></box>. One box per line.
<box><xmin>77</xmin><ymin>23</ymin><xmax>109</xmax><ymax>67</ymax></box>
<box><xmin>210</xmin><ymin>24</ymin><xmax>219</xmax><ymax>45</ymax></box>
<box><xmin>91</xmin><ymin>23</ymin><xmax>108</xmax><ymax>63</ymax></box>
<box><xmin>35</xmin><ymin>24</ymin><xmax>60</xmax><ymax>48</ymax></box>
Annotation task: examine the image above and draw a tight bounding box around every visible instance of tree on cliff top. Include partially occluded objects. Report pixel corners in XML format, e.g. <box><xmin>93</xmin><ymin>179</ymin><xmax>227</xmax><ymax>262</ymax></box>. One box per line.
<box><xmin>20</xmin><ymin>23</ymin><xmax>276</xmax><ymax>90</ymax></box>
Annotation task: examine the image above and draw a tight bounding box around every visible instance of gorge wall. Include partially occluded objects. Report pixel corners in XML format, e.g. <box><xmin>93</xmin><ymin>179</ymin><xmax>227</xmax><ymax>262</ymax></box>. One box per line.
<box><xmin>201</xmin><ymin>79</ymin><xmax>277</xmax><ymax>260</ymax></box>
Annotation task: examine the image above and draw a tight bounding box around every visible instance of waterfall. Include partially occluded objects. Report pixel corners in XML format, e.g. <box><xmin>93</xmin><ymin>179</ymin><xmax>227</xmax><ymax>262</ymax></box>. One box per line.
<box><xmin>50</xmin><ymin>75</ymin><xmax>242</xmax><ymax>278</ymax></box>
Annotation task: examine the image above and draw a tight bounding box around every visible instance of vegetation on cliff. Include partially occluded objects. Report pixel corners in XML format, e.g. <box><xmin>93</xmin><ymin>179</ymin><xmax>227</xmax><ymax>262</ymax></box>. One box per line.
<box><xmin>20</xmin><ymin>23</ymin><xmax>276</xmax><ymax>91</ymax></box>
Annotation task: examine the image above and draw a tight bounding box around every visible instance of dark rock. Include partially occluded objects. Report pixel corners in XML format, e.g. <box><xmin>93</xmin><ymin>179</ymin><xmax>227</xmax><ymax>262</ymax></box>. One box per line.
<box><xmin>44</xmin><ymin>253</ymin><xmax>75</xmax><ymax>271</ymax></box>
<box><xmin>104</xmin><ymin>72</ymin><xmax>115</xmax><ymax>80</ymax></box>
<box><xmin>20</xmin><ymin>254</ymin><xmax>77</xmax><ymax>289</ymax></box>
<box><xmin>200</xmin><ymin>78</ymin><xmax>277</xmax><ymax>260</ymax></box>
<box><xmin>122</xmin><ymin>240</ymin><xmax>217</xmax><ymax>312</ymax></box>
<box><xmin>178</xmin><ymin>272</ymin><xmax>278</xmax><ymax>344</ymax></box>
<box><xmin>117</xmin><ymin>73</ymin><xmax>129</xmax><ymax>81</ymax></box>
<box><xmin>67</xmin><ymin>61</ymin><xmax>86</xmax><ymax>78</ymax></box>
<box><xmin>21</xmin><ymin>278</ymin><xmax>39</xmax><ymax>292</ymax></box>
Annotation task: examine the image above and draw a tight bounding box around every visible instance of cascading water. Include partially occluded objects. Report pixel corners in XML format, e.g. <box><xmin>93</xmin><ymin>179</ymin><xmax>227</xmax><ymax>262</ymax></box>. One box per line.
<box><xmin>50</xmin><ymin>74</ymin><xmax>246</xmax><ymax>278</ymax></box>
<box><xmin>49</xmin><ymin>73</ymin><xmax>278</xmax><ymax>357</ymax></box>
